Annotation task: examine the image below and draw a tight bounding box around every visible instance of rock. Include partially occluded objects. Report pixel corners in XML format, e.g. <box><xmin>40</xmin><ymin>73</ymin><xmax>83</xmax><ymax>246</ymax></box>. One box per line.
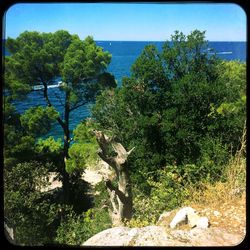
<box><xmin>196</xmin><ymin>217</ymin><xmax>209</xmax><ymax>229</ymax></box>
<box><xmin>170</xmin><ymin>207</ymin><xmax>209</xmax><ymax>229</ymax></box>
<box><xmin>82</xmin><ymin>226</ymin><xmax>244</xmax><ymax>246</ymax></box>
<box><xmin>82</xmin><ymin>227</ymin><xmax>135</xmax><ymax>246</ymax></box>
<box><xmin>170</xmin><ymin>207</ymin><xmax>196</xmax><ymax>229</ymax></box>
<box><xmin>82</xmin><ymin>169</ymin><xmax>103</xmax><ymax>185</ymax></box>
<box><xmin>187</xmin><ymin>210</ymin><xmax>200</xmax><ymax>228</ymax></box>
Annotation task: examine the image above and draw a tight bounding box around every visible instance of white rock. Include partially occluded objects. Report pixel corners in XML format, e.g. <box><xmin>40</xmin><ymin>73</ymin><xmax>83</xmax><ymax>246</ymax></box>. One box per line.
<box><xmin>187</xmin><ymin>210</ymin><xmax>200</xmax><ymax>228</ymax></box>
<box><xmin>82</xmin><ymin>226</ymin><xmax>243</xmax><ymax>246</ymax></box>
<box><xmin>196</xmin><ymin>217</ymin><xmax>209</xmax><ymax>229</ymax></box>
<box><xmin>170</xmin><ymin>207</ymin><xmax>196</xmax><ymax>229</ymax></box>
<box><xmin>128</xmin><ymin>228</ymin><xmax>138</xmax><ymax>237</ymax></box>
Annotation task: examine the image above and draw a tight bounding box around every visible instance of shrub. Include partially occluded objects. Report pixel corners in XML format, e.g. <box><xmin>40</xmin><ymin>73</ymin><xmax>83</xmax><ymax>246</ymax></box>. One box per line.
<box><xmin>197</xmin><ymin>137</ymin><xmax>229</xmax><ymax>183</ymax></box>
<box><xmin>55</xmin><ymin>207</ymin><xmax>112</xmax><ymax>245</ymax></box>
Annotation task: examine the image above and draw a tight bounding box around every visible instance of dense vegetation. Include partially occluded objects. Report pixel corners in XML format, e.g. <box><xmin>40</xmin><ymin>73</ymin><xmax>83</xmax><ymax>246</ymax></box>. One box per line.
<box><xmin>3</xmin><ymin>30</ymin><xmax>246</xmax><ymax>245</ymax></box>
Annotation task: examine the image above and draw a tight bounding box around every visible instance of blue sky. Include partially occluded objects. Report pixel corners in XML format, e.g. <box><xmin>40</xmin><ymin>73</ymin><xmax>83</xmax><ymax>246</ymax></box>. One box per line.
<box><xmin>4</xmin><ymin>3</ymin><xmax>246</xmax><ymax>41</ymax></box>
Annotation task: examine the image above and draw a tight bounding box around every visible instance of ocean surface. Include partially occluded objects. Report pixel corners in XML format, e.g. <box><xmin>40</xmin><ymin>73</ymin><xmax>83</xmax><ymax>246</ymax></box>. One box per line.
<box><xmin>7</xmin><ymin>41</ymin><xmax>246</xmax><ymax>140</ymax></box>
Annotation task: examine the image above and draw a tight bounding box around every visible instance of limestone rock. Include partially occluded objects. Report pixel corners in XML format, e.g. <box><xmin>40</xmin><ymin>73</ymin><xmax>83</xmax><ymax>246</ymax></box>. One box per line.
<box><xmin>170</xmin><ymin>207</ymin><xmax>196</xmax><ymax>229</ymax></box>
<box><xmin>196</xmin><ymin>217</ymin><xmax>209</xmax><ymax>229</ymax></box>
<box><xmin>82</xmin><ymin>226</ymin><xmax>244</xmax><ymax>246</ymax></box>
<box><xmin>82</xmin><ymin>227</ymin><xmax>135</xmax><ymax>246</ymax></box>
<box><xmin>170</xmin><ymin>206</ymin><xmax>209</xmax><ymax>229</ymax></box>
<box><xmin>187</xmin><ymin>210</ymin><xmax>200</xmax><ymax>228</ymax></box>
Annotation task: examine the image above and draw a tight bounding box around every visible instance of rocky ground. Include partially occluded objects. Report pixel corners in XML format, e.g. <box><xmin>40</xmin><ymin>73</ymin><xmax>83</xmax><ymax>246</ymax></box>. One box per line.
<box><xmin>40</xmin><ymin>164</ymin><xmax>246</xmax><ymax>247</ymax></box>
<box><xmin>82</xmin><ymin>196</ymin><xmax>246</xmax><ymax>247</ymax></box>
<box><xmin>82</xmin><ymin>225</ymin><xmax>244</xmax><ymax>246</ymax></box>
<box><xmin>81</xmin><ymin>166</ymin><xmax>246</xmax><ymax>246</ymax></box>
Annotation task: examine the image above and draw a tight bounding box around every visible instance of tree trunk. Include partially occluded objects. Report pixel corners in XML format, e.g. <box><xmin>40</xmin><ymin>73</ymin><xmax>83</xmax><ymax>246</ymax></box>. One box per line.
<box><xmin>62</xmin><ymin>91</ymin><xmax>71</xmax><ymax>204</ymax></box>
<box><xmin>117</xmin><ymin>165</ymin><xmax>133</xmax><ymax>222</ymax></box>
<box><xmin>42</xmin><ymin>81</ymin><xmax>71</xmax><ymax>205</ymax></box>
<box><xmin>62</xmin><ymin>139</ymin><xmax>70</xmax><ymax>204</ymax></box>
<box><xmin>93</xmin><ymin>130</ymin><xmax>134</xmax><ymax>226</ymax></box>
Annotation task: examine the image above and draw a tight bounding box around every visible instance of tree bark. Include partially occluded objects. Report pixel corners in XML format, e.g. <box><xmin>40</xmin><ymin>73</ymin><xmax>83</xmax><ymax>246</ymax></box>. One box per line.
<box><xmin>93</xmin><ymin>130</ymin><xmax>134</xmax><ymax>226</ymax></box>
<box><xmin>62</xmin><ymin>90</ymin><xmax>71</xmax><ymax>204</ymax></box>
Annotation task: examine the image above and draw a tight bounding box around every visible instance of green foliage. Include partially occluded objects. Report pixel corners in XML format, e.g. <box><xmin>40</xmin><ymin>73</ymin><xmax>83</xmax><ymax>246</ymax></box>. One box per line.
<box><xmin>4</xmin><ymin>161</ymin><xmax>61</xmax><ymax>245</ymax></box>
<box><xmin>61</xmin><ymin>36</ymin><xmax>111</xmax><ymax>83</ymax></box>
<box><xmin>66</xmin><ymin>121</ymin><xmax>99</xmax><ymax>173</ymax></box>
<box><xmin>129</xmin><ymin>167</ymin><xmax>191</xmax><ymax>227</ymax></box>
<box><xmin>92</xmin><ymin>30</ymin><xmax>246</xmax><ymax>194</ymax></box>
<box><xmin>35</xmin><ymin>137</ymin><xmax>63</xmax><ymax>171</ymax></box>
<box><xmin>5</xmin><ymin>30</ymin><xmax>115</xmax><ymax>133</ymax></box>
<box><xmin>197</xmin><ymin>137</ymin><xmax>229</xmax><ymax>182</ymax></box>
<box><xmin>20</xmin><ymin>106</ymin><xmax>59</xmax><ymax>136</ymax></box>
<box><xmin>36</xmin><ymin>137</ymin><xmax>63</xmax><ymax>154</ymax></box>
<box><xmin>55</xmin><ymin>207</ymin><xmax>111</xmax><ymax>245</ymax></box>
<box><xmin>66</xmin><ymin>143</ymin><xmax>87</xmax><ymax>173</ymax></box>
<box><xmin>6</xmin><ymin>30</ymin><xmax>73</xmax><ymax>84</ymax></box>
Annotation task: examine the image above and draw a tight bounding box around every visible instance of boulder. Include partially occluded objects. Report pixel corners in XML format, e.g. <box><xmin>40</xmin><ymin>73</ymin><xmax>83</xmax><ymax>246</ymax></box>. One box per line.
<box><xmin>169</xmin><ymin>207</ymin><xmax>196</xmax><ymax>229</ymax></box>
<box><xmin>196</xmin><ymin>217</ymin><xmax>209</xmax><ymax>229</ymax></box>
<box><xmin>82</xmin><ymin>226</ymin><xmax>244</xmax><ymax>246</ymax></box>
<box><xmin>170</xmin><ymin>206</ymin><xmax>209</xmax><ymax>229</ymax></box>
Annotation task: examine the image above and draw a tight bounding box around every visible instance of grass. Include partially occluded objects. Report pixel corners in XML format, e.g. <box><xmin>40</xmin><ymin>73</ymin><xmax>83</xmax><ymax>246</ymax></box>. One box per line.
<box><xmin>181</xmin><ymin>125</ymin><xmax>246</xmax><ymax>237</ymax></box>
<box><xmin>186</xmin><ymin>124</ymin><xmax>246</xmax><ymax>207</ymax></box>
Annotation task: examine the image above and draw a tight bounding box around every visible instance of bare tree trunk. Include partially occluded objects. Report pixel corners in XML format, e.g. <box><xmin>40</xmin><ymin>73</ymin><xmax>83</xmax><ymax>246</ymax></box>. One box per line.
<box><xmin>93</xmin><ymin>130</ymin><xmax>135</xmax><ymax>226</ymax></box>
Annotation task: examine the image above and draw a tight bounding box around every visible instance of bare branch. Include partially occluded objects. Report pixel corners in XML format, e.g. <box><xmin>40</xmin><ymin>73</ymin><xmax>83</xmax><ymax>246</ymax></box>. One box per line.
<box><xmin>107</xmin><ymin>189</ymin><xmax>118</xmax><ymax>214</ymax></box>
<box><xmin>105</xmin><ymin>179</ymin><xmax>126</xmax><ymax>203</ymax></box>
<box><xmin>127</xmin><ymin>147</ymin><xmax>136</xmax><ymax>155</ymax></box>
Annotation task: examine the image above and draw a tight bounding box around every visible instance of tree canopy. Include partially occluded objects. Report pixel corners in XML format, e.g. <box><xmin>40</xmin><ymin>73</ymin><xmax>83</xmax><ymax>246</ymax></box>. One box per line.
<box><xmin>92</xmin><ymin>30</ymin><xmax>246</xmax><ymax>190</ymax></box>
<box><xmin>5</xmin><ymin>30</ymin><xmax>116</xmax><ymax>204</ymax></box>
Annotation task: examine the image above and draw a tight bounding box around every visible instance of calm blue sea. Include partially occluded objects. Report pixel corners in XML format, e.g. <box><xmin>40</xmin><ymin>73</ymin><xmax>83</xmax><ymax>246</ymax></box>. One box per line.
<box><xmin>8</xmin><ymin>41</ymin><xmax>246</xmax><ymax>140</ymax></box>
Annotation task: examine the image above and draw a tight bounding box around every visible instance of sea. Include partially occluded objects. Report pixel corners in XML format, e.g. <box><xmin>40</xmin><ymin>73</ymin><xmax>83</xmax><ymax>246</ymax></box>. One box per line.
<box><xmin>6</xmin><ymin>41</ymin><xmax>246</xmax><ymax>140</ymax></box>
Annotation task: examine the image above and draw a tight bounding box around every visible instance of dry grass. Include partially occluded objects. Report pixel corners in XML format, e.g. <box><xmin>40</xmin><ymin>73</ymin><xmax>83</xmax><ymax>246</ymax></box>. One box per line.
<box><xmin>182</xmin><ymin>124</ymin><xmax>246</xmax><ymax>236</ymax></box>
<box><xmin>189</xmin><ymin>123</ymin><xmax>246</xmax><ymax>205</ymax></box>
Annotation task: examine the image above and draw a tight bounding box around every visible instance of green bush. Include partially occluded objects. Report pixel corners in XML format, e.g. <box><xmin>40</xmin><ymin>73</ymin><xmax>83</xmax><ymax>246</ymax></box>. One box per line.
<box><xmin>55</xmin><ymin>207</ymin><xmax>111</xmax><ymax>245</ymax></box>
<box><xmin>197</xmin><ymin>137</ymin><xmax>229</xmax><ymax>182</ymax></box>
<box><xmin>4</xmin><ymin>161</ymin><xmax>61</xmax><ymax>245</ymax></box>
<box><xmin>130</xmin><ymin>167</ymin><xmax>191</xmax><ymax>226</ymax></box>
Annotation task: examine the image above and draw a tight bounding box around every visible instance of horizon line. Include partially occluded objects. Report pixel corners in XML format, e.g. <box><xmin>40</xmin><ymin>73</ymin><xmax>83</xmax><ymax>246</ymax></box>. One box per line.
<box><xmin>2</xmin><ymin>38</ymin><xmax>246</xmax><ymax>43</ymax></box>
<box><xmin>94</xmin><ymin>40</ymin><xmax>246</xmax><ymax>42</ymax></box>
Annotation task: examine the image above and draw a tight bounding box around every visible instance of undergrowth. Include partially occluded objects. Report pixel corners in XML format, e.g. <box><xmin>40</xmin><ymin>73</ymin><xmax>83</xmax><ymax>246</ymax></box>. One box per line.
<box><xmin>127</xmin><ymin>125</ymin><xmax>246</xmax><ymax>228</ymax></box>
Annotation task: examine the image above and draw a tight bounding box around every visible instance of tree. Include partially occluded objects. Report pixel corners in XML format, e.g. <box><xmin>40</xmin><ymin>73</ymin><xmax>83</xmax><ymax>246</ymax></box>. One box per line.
<box><xmin>68</xmin><ymin>120</ymin><xmax>134</xmax><ymax>225</ymax></box>
<box><xmin>93</xmin><ymin>130</ymin><xmax>134</xmax><ymax>225</ymax></box>
<box><xmin>5</xmin><ymin>30</ymin><xmax>116</xmax><ymax>203</ymax></box>
<box><xmin>4</xmin><ymin>161</ymin><xmax>61</xmax><ymax>245</ymax></box>
<box><xmin>92</xmin><ymin>30</ymin><xmax>246</xmax><ymax>192</ymax></box>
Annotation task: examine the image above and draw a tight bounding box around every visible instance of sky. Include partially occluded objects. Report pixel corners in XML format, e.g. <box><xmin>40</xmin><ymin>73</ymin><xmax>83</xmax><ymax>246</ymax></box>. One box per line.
<box><xmin>4</xmin><ymin>3</ymin><xmax>246</xmax><ymax>41</ymax></box>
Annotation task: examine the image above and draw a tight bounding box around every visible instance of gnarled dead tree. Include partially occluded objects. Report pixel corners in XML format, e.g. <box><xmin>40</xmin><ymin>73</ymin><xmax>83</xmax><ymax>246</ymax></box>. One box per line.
<box><xmin>93</xmin><ymin>130</ymin><xmax>135</xmax><ymax>226</ymax></box>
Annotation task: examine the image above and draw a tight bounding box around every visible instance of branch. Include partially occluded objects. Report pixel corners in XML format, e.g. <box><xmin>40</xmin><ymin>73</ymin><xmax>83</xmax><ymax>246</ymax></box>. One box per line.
<box><xmin>97</xmin><ymin>151</ymin><xmax>119</xmax><ymax>178</ymax></box>
<box><xmin>97</xmin><ymin>151</ymin><xmax>116</xmax><ymax>168</ymax></box>
<box><xmin>107</xmin><ymin>189</ymin><xmax>118</xmax><ymax>214</ymax></box>
<box><xmin>40</xmin><ymin>79</ymin><xmax>66</xmax><ymax>131</ymax></box>
<box><xmin>112</xmin><ymin>143</ymin><xmax>135</xmax><ymax>165</ymax></box>
<box><xmin>69</xmin><ymin>101</ymin><xmax>88</xmax><ymax>112</ymax></box>
<box><xmin>105</xmin><ymin>179</ymin><xmax>126</xmax><ymax>203</ymax></box>
<box><xmin>127</xmin><ymin>147</ymin><xmax>135</xmax><ymax>155</ymax></box>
